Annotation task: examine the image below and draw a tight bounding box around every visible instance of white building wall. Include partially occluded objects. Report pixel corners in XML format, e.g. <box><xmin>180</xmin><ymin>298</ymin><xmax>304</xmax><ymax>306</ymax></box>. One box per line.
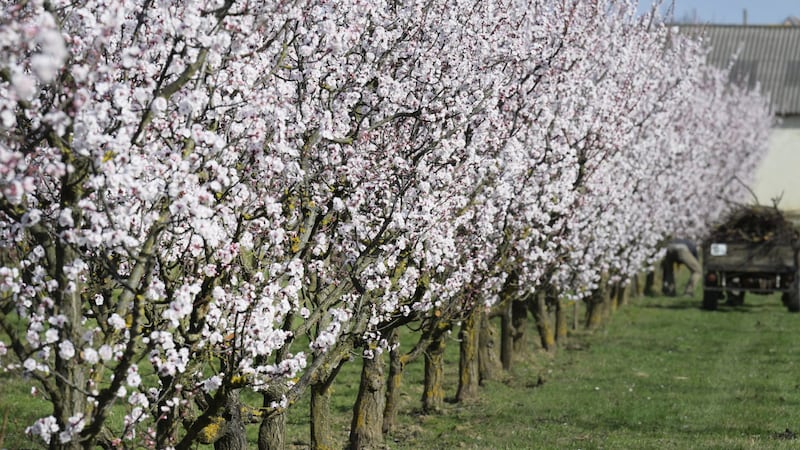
<box><xmin>752</xmin><ymin>116</ymin><xmax>800</xmax><ymax>212</ymax></box>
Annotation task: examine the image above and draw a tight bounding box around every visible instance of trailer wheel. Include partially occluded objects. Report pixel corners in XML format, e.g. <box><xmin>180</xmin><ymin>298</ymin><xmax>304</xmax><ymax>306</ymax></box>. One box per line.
<box><xmin>726</xmin><ymin>290</ymin><xmax>745</xmax><ymax>306</ymax></box>
<box><xmin>702</xmin><ymin>289</ymin><xmax>720</xmax><ymax>310</ymax></box>
<box><xmin>783</xmin><ymin>285</ymin><xmax>800</xmax><ymax>313</ymax></box>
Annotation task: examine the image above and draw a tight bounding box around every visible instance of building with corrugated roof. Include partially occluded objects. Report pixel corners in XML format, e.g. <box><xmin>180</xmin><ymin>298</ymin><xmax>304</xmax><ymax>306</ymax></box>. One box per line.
<box><xmin>680</xmin><ymin>23</ymin><xmax>800</xmax><ymax>211</ymax></box>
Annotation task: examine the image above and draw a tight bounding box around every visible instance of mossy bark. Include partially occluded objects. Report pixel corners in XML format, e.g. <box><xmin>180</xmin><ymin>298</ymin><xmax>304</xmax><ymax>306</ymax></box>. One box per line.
<box><xmin>213</xmin><ymin>390</ymin><xmax>247</xmax><ymax>450</ymax></box>
<box><xmin>382</xmin><ymin>330</ymin><xmax>402</xmax><ymax>435</ymax></box>
<box><xmin>645</xmin><ymin>265</ymin><xmax>663</xmax><ymax>297</ymax></box>
<box><xmin>422</xmin><ymin>333</ymin><xmax>445</xmax><ymax>413</ymax></box>
<box><xmin>311</xmin><ymin>366</ymin><xmax>342</xmax><ymax>450</ymax></box>
<box><xmin>349</xmin><ymin>351</ymin><xmax>386</xmax><ymax>450</ymax></box>
<box><xmin>499</xmin><ymin>299</ymin><xmax>513</xmax><ymax>370</ymax></box>
<box><xmin>585</xmin><ymin>291</ymin><xmax>605</xmax><ymax>329</ymax></box>
<box><xmin>553</xmin><ymin>296</ymin><xmax>568</xmax><ymax>344</ymax></box>
<box><xmin>617</xmin><ymin>282</ymin><xmax>630</xmax><ymax>307</ymax></box>
<box><xmin>456</xmin><ymin>311</ymin><xmax>479</xmax><ymax>403</ymax></box>
<box><xmin>258</xmin><ymin>385</ymin><xmax>286</xmax><ymax>450</ymax></box>
<box><xmin>609</xmin><ymin>283</ymin><xmax>620</xmax><ymax>314</ymax></box>
<box><xmin>585</xmin><ymin>279</ymin><xmax>611</xmax><ymax>329</ymax></box>
<box><xmin>511</xmin><ymin>298</ymin><xmax>529</xmax><ymax>354</ymax></box>
<box><xmin>530</xmin><ymin>292</ymin><xmax>555</xmax><ymax>351</ymax></box>
<box><xmin>309</xmin><ymin>332</ymin><xmax>354</xmax><ymax>450</ymax></box>
<box><xmin>631</xmin><ymin>273</ymin><xmax>645</xmax><ymax>298</ymax></box>
<box><xmin>478</xmin><ymin>310</ymin><xmax>501</xmax><ymax>384</ymax></box>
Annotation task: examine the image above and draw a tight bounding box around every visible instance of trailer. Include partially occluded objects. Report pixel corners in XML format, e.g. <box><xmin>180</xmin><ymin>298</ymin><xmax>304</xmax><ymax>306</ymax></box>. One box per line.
<box><xmin>702</xmin><ymin>240</ymin><xmax>800</xmax><ymax>311</ymax></box>
<box><xmin>701</xmin><ymin>206</ymin><xmax>800</xmax><ymax>311</ymax></box>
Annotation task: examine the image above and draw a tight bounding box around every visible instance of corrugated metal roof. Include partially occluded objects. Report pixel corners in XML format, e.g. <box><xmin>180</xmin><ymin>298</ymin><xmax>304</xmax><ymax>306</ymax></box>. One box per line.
<box><xmin>680</xmin><ymin>25</ymin><xmax>800</xmax><ymax>116</ymax></box>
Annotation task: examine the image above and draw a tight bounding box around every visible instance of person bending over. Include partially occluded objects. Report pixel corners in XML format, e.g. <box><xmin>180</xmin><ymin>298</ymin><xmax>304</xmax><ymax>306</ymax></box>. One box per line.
<box><xmin>662</xmin><ymin>238</ymin><xmax>701</xmax><ymax>297</ymax></box>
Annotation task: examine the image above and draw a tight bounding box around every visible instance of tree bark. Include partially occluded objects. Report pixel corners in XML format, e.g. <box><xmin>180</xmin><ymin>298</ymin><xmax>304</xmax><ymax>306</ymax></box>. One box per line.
<box><xmin>530</xmin><ymin>292</ymin><xmax>555</xmax><ymax>351</ymax></box>
<box><xmin>511</xmin><ymin>298</ymin><xmax>528</xmax><ymax>354</ymax></box>
<box><xmin>609</xmin><ymin>283</ymin><xmax>620</xmax><ymax>315</ymax></box>
<box><xmin>311</xmin><ymin>361</ymin><xmax>344</xmax><ymax>450</ymax></box>
<box><xmin>585</xmin><ymin>279</ymin><xmax>611</xmax><ymax>329</ymax></box>
<box><xmin>616</xmin><ymin>282</ymin><xmax>630</xmax><ymax>307</ymax></box>
<box><xmin>478</xmin><ymin>310</ymin><xmax>501</xmax><ymax>384</ymax></box>
<box><xmin>553</xmin><ymin>295</ymin><xmax>568</xmax><ymax>345</ymax></box>
<box><xmin>214</xmin><ymin>390</ymin><xmax>248</xmax><ymax>450</ymax></box>
<box><xmin>382</xmin><ymin>330</ymin><xmax>402</xmax><ymax>435</ymax></box>
<box><xmin>349</xmin><ymin>351</ymin><xmax>386</xmax><ymax>450</ymax></box>
<box><xmin>422</xmin><ymin>333</ymin><xmax>445</xmax><ymax>413</ymax></box>
<box><xmin>631</xmin><ymin>273</ymin><xmax>644</xmax><ymax>298</ymax></box>
<box><xmin>585</xmin><ymin>291</ymin><xmax>604</xmax><ymax>329</ymax></box>
<box><xmin>456</xmin><ymin>311</ymin><xmax>479</xmax><ymax>403</ymax></box>
<box><xmin>645</xmin><ymin>265</ymin><xmax>663</xmax><ymax>297</ymax></box>
<box><xmin>258</xmin><ymin>385</ymin><xmax>287</xmax><ymax>450</ymax></box>
<box><xmin>499</xmin><ymin>299</ymin><xmax>513</xmax><ymax>370</ymax></box>
<box><xmin>644</xmin><ymin>271</ymin><xmax>654</xmax><ymax>296</ymax></box>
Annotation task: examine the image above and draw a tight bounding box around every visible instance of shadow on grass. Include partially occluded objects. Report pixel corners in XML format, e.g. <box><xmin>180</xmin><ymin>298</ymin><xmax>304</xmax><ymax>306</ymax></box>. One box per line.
<box><xmin>637</xmin><ymin>296</ymin><xmax>791</xmax><ymax>313</ymax></box>
<box><xmin>636</xmin><ymin>297</ymin><xmax>700</xmax><ymax>310</ymax></box>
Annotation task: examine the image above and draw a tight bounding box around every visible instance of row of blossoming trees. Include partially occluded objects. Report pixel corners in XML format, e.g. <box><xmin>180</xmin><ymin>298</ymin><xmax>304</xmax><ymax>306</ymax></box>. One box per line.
<box><xmin>0</xmin><ymin>0</ymin><xmax>771</xmax><ymax>449</ymax></box>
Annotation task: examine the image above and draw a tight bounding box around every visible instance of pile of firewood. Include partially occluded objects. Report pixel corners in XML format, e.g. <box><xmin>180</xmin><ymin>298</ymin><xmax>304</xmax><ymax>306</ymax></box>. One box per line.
<box><xmin>707</xmin><ymin>206</ymin><xmax>800</xmax><ymax>243</ymax></box>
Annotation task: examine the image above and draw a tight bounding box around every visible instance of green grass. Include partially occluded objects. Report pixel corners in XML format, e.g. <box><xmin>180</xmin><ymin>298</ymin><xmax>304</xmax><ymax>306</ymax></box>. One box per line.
<box><xmin>379</xmin><ymin>293</ymin><xmax>800</xmax><ymax>450</ymax></box>
<box><xmin>5</xmin><ymin>283</ymin><xmax>800</xmax><ymax>449</ymax></box>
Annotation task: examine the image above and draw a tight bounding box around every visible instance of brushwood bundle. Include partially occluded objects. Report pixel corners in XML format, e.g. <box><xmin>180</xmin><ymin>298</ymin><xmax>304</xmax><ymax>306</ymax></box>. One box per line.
<box><xmin>708</xmin><ymin>206</ymin><xmax>800</xmax><ymax>243</ymax></box>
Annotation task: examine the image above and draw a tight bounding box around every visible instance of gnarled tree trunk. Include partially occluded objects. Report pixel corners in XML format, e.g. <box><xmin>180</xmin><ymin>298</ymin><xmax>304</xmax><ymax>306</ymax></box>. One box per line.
<box><xmin>512</xmin><ymin>298</ymin><xmax>529</xmax><ymax>354</ymax></box>
<box><xmin>456</xmin><ymin>310</ymin><xmax>479</xmax><ymax>403</ymax></box>
<box><xmin>499</xmin><ymin>299</ymin><xmax>513</xmax><ymax>370</ymax></box>
<box><xmin>585</xmin><ymin>278</ymin><xmax>611</xmax><ymax>329</ymax></box>
<box><xmin>530</xmin><ymin>292</ymin><xmax>555</xmax><ymax>351</ymax></box>
<box><xmin>311</xmin><ymin>359</ymin><xmax>346</xmax><ymax>450</ymax></box>
<box><xmin>258</xmin><ymin>384</ymin><xmax>287</xmax><ymax>450</ymax></box>
<box><xmin>422</xmin><ymin>332</ymin><xmax>446</xmax><ymax>413</ymax></box>
<box><xmin>383</xmin><ymin>330</ymin><xmax>402</xmax><ymax>435</ymax></box>
<box><xmin>553</xmin><ymin>295</ymin><xmax>568</xmax><ymax>345</ymax></box>
<box><xmin>214</xmin><ymin>389</ymin><xmax>247</xmax><ymax>450</ymax></box>
<box><xmin>616</xmin><ymin>282</ymin><xmax>630</xmax><ymax>308</ymax></box>
<box><xmin>478</xmin><ymin>310</ymin><xmax>501</xmax><ymax>384</ymax></box>
<box><xmin>349</xmin><ymin>351</ymin><xmax>386</xmax><ymax>449</ymax></box>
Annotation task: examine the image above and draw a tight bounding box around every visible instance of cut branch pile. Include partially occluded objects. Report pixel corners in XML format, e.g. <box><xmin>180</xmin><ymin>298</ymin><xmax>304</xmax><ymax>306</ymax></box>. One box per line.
<box><xmin>708</xmin><ymin>206</ymin><xmax>800</xmax><ymax>243</ymax></box>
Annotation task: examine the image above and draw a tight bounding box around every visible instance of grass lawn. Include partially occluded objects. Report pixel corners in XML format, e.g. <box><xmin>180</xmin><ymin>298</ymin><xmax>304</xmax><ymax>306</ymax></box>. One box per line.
<box><xmin>4</xmin><ymin>286</ymin><xmax>800</xmax><ymax>449</ymax></box>
<box><xmin>457</xmin><ymin>294</ymin><xmax>800</xmax><ymax>450</ymax></box>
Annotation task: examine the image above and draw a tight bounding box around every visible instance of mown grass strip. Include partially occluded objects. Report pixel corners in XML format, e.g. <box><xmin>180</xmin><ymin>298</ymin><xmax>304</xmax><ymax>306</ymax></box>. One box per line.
<box><xmin>4</xmin><ymin>290</ymin><xmax>800</xmax><ymax>449</ymax></box>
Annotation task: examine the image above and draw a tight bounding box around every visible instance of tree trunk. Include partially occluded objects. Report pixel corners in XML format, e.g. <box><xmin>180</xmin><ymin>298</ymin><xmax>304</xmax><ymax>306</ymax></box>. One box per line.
<box><xmin>602</xmin><ymin>280</ymin><xmax>613</xmax><ymax>319</ymax></box>
<box><xmin>529</xmin><ymin>292</ymin><xmax>555</xmax><ymax>351</ymax></box>
<box><xmin>310</xmin><ymin>330</ymin><xmax>353</xmax><ymax>450</ymax></box>
<box><xmin>456</xmin><ymin>311</ymin><xmax>479</xmax><ymax>403</ymax></box>
<box><xmin>617</xmin><ymin>282</ymin><xmax>630</xmax><ymax>307</ymax></box>
<box><xmin>499</xmin><ymin>300</ymin><xmax>513</xmax><ymax>370</ymax></box>
<box><xmin>349</xmin><ymin>351</ymin><xmax>386</xmax><ymax>450</ymax></box>
<box><xmin>422</xmin><ymin>333</ymin><xmax>445</xmax><ymax>413</ymax></box>
<box><xmin>511</xmin><ymin>298</ymin><xmax>528</xmax><ymax>354</ymax></box>
<box><xmin>214</xmin><ymin>390</ymin><xmax>248</xmax><ymax>450</ymax></box>
<box><xmin>631</xmin><ymin>273</ymin><xmax>644</xmax><ymax>298</ymax></box>
<box><xmin>553</xmin><ymin>296</ymin><xmax>568</xmax><ymax>344</ymax></box>
<box><xmin>478</xmin><ymin>310</ymin><xmax>501</xmax><ymax>384</ymax></box>
<box><xmin>585</xmin><ymin>281</ymin><xmax>610</xmax><ymax>329</ymax></box>
<box><xmin>311</xmin><ymin>369</ymin><xmax>341</xmax><ymax>450</ymax></box>
<box><xmin>382</xmin><ymin>330</ymin><xmax>402</xmax><ymax>435</ymax></box>
<box><xmin>609</xmin><ymin>283</ymin><xmax>620</xmax><ymax>315</ymax></box>
<box><xmin>585</xmin><ymin>292</ymin><xmax>604</xmax><ymax>330</ymax></box>
<box><xmin>645</xmin><ymin>265</ymin><xmax>663</xmax><ymax>297</ymax></box>
<box><xmin>258</xmin><ymin>385</ymin><xmax>286</xmax><ymax>450</ymax></box>
<box><xmin>644</xmin><ymin>271</ymin><xmax>653</xmax><ymax>296</ymax></box>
